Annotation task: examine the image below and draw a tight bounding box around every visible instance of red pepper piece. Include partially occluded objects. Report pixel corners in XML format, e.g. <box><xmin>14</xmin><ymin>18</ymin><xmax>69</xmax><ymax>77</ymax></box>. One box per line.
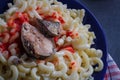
<box><xmin>63</xmin><ymin>46</ymin><xmax>75</xmax><ymax>53</ymax></box>
<box><xmin>53</xmin><ymin>36</ymin><xmax>59</xmax><ymax>43</ymax></box>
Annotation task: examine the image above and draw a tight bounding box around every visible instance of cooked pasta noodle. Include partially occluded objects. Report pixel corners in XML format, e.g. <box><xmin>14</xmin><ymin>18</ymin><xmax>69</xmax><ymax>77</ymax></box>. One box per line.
<box><xmin>10</xmin><ymin>65</ymin><xmax>19</xmax><ymax>80</ymax></box>
<box><xmin>90</xmin><ymin>57</ymin><xmax>103</xmax><ymax>71</ymax></box>
<box><xmin>83</xmin><ymin>65</ymin><xmax>93</xmax><ymax>77</ymax></box>
<box><xmin>0</xmin><ymin>0</ymin><xmax>104</xmax><ymax>80</ymax></box>
<box><xmin>0</xmin><ymin>76</ymin><xmax>4</xmax><ymax>80</ymax></box>
<box><xmin>0</xmin><ymin>53</ymin><xmax>7</xmax><ymax>64</ymax></box>
<box><xmin>0</xmin><ymin>18</ymin><xmax>7</xmax><ymax>27</ymax></box>
<box><xmin>31</xmin><ymin>67</ymin><xmax>40</xmax><ymax>80</ymax></box>
<box><xmin>18</xmin><ymin>64</ymin><xmax>30</xmax><ymax>73</ymax></box>
<box><xmin>2</xmin><ymin>33</ymin><xmax>10</xmax><ymax>43</ymax></box>
<box><xmin>38</xmin><ymin>62</ymin><xmax>55</xmax><ymax>73</ymax></box>
<box><xmin>8</xmin><ymin>43</ymin><xmax>18</xmax><ymax>55</ymax></box>
<box><xmin>19</xmin><ymin>71</ymin><xmax>26</xmax><ymax>78</ymax></box>
<box><xmin>23</xmin><ymin>61</ymin><xmax>37</xmax><ymax>68</ymax></box>
<box><xmin>8</xmin><ymin>56</ymin><xmax>18</xmax><ymax>65</ymax></box>
<box><xmin>2</xmin><ymin>51</ymin><xmax>9</xmax><ymax>59</ymax></box>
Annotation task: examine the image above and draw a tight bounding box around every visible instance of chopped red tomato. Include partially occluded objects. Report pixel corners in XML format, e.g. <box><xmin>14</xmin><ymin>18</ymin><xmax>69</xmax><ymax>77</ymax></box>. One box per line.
<box><xmin>51</xmin><ymin>12</ymin><xmax>58</xmax><ymax>19</ymax></box>
<box><xmin>7</xmin><ymin>18</ymin><xmax>14</xmax><ymax>27</ymax></box>
<box><xmin>43</xmin><ymin>12</ymin><xmax>65</xmax><ymax>24</ymax></box>
<box><xmin>36</xmin><ymin>6</ymin><xmax>41</xmax><ymax>10</ymax></box>
<box><xmin>7</xmin><ymin>12</ymin><xmax>29</xmax><ymax>35</ymax></box>
<box><xmin>58</xmin><ymin>16</ymin><xmax>65</xmax><ymax>24</ymax></box>
<box><xmin>14</xmin><ymin>12</ymin><xmax>29</xmax><ymax>25</ymax></box>
<box><xmin>63</xmin><ymin>45</ymin><xmax>75</xmax><ymax>53</ymax></box>
<box><xmin>0</xmin><ymin>43</ymin><xmax>9</xmax><ymax>51</ymax></box>
<box><xmin>66</xmin><ymin>31</ymin><xmax>79</xmax><ymax>38</ymax></box>
<box><xmin>8</xmin><ymin>12</ymin><xmax>29</xmax><ymax>27</ymax></box>
<box><xmin>44</xmin><ymin>12</ymin><xmax>57</xmax><ymax>20</ymax></box>
<box><xmin>53</xmin><ymin>36</ymin><xmax>59</xmax><ymax>43</ymax></box>
<box><xmin>69</xmin><ymin>61</ymin><xmax>77</xmax><ymax>69</ymax></box>
<box><xmin>0</xmin><ymin>31</ymin><xmax>9</xmax><ymax>37</ymax></box>
<box><xmin>66</xmin><ymin>31</ymin><xmax>73</xmax><ymax>37</ymax></box>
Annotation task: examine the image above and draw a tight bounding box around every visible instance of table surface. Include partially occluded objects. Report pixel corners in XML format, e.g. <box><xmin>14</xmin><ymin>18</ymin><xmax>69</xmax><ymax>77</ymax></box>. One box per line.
<box><xmin>79</xmin><ymin>0</ymin><xmax>120</xmax><ymax>68</ymax></box>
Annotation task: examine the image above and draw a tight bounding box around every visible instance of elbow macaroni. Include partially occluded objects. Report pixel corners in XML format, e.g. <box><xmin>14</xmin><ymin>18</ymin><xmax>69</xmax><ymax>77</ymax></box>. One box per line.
<box><xmin>10</xmin><ymin>65</ymin><xmax>19</xmax><ymax>80</ymax></box>
<box><xmin>31</xmin><ymin>68</ymin><xmax>40</xmax><ymax>80</ymax></box>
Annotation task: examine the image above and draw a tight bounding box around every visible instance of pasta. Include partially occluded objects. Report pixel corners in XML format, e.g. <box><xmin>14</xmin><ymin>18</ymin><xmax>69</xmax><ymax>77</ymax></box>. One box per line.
<box><xmin>0</xmin><ymin>0</ymin><xmax>104</xmax><ymax>80</ymax></box>
<box><xmin>10</xmin><ymin>65</ymin><xmax>19</xmax><ymax>80</ymax></box>
<box><xmin>31</xmin><ymin>67</ymin><xmax>41</xmax><ymax>80</ymax></box>
<box><xmin>0</xmin><ymin>53</ymin><xmax>7</xmax><ymax>63</ymax></box>
<box><xmin>0</xmin><ymin>76</ymin><xmax>4</xmax><ymax>80</ymax></box>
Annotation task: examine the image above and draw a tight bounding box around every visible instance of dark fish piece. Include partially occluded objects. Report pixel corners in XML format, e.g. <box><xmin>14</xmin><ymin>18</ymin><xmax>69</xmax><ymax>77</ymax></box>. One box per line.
<box><xmin>30</xmin><ymin>18</ymin><xmax>61</xmax><ymax>38</ymax></box>
<box><xmin>21</xmin><ymin>22</ymin><xmax>54</xmax><ymax>59</ymax></box>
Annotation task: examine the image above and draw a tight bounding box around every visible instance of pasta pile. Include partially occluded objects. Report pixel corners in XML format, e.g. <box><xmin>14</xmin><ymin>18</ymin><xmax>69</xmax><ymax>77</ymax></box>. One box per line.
<box><xmin>0</xmin><ymin>0</ymin><xmax>103</xmax><ymax>80</ymax></box>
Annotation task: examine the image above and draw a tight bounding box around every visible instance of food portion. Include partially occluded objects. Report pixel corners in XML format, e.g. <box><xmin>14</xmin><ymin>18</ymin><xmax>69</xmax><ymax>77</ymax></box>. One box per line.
<box><xmin>21</xmin><ymin>22</ymin><xmax>55</xmax><ymax>59</ymax></box>
<box><xmin>0</xmin><ymin>0</ymin><xmax>103</xmax><ymax>80</ymax></box>
<box><xmin>31</xmin><ymin>18</ymin><xmax>61</xmax><ymax>38</ymax></box>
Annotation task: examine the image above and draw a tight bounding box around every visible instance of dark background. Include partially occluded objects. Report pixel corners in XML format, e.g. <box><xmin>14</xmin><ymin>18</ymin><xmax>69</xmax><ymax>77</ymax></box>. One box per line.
<box><xmin>79</xmin><ymin>0</ymin><xmax>120</xmax><ymax>68</ymax></box>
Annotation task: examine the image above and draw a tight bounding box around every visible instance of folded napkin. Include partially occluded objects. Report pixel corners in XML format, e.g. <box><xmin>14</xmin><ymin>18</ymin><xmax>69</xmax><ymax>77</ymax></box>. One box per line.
<box><xmin>104</xmin><ymin>54</ymin><xmax>120</xmax><ymax>80</ymax></box>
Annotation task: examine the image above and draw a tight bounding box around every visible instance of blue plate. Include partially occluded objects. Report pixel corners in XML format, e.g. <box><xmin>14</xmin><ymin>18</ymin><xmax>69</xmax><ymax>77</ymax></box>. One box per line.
<box><xmin>0</xmin><ymin>0</ymin><xmax>107</xmax><ymax>80</ymax></box>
